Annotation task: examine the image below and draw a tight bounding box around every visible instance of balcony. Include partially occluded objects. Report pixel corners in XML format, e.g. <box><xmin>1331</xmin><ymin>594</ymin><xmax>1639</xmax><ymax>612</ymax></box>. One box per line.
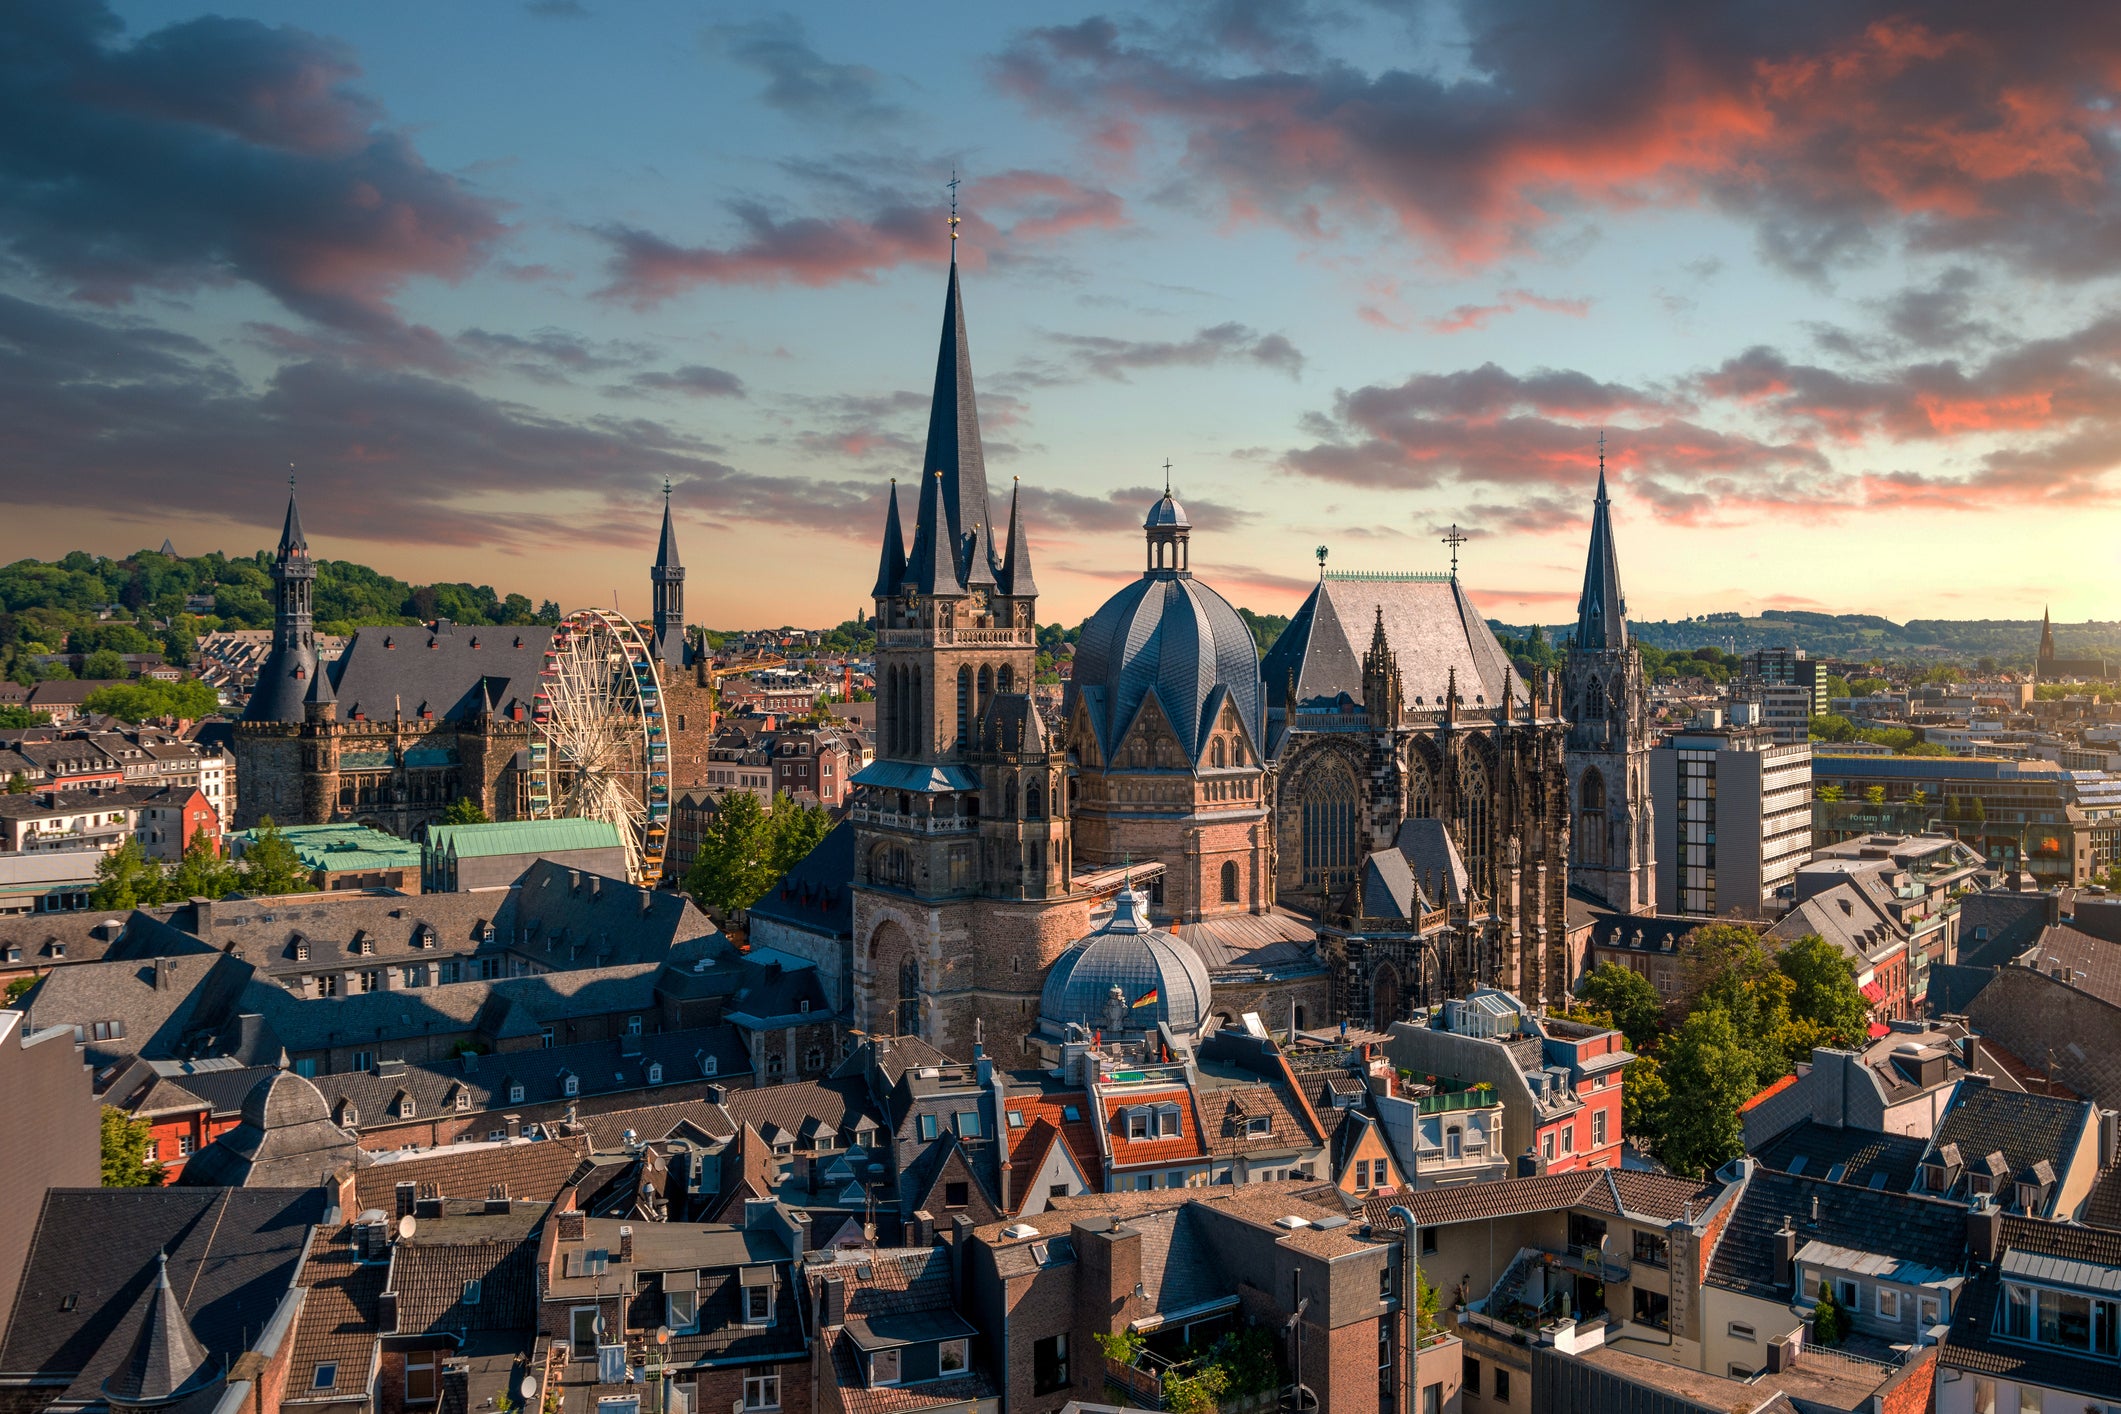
<box><xmin>847</xmin><ymin>805</ymin><xmax>974</xmax><ymax>835</ymax></box>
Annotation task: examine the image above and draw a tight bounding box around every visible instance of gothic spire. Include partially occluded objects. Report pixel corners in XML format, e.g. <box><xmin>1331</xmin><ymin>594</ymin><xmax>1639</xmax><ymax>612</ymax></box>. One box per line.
<box><xmin>909</xmin><ymin>261</ymin><xmax>992</xmax><ymax>594</ymax></box>
<box><xmin>655</xmin><ymin>479</ymin><xmax>681</xmax><ymax>571</ymax></box>
<box><xmin>1001</xmin><ymin>478</ymin><xmax>1037</xmax><ymax>597</ymax></box>
<box><xmin>872</xmin><ymin>479</ymin><xmax>907</xmax><ymax>598</ymax></box>
<box><xmin>1573</xmin><ymin>452</ymin><xmax>1628</xmax><ymax>652</ymax></box>
<box><xmin>277</xmin><ymin>477</ymin><xmax>307</xmax><ymax>558</ymax></box>
<box><xmin>101</xmin><ymin>1251</ymin><xmax>213</xmax><ymax>1408</ymax></box>
<box><xmin>2040</xmin><ymin>606</ymin><xmax>2056</xmax><ymax>659</ymax></box>
<box><xmin>907</xmin><ymin>469</ymin><xmax>952</xmax><ymax>594</ymax></box>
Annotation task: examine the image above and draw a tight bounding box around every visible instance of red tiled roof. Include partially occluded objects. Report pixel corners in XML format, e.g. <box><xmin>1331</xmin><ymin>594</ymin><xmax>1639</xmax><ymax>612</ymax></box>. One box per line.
<box><xmin>1739</xmin><ymin>1073</ymin><xmax>1799</xmax><ymax>1114</ymax></box>
<box><xmin>1101</xmin><ymin>1088</ymin><xmax>1208</xmax><ymax>1169</ymax></box>
<box><xmin>1007</xmin><ymin>1090</ymin><xmax>1102</xmax><ymax>1181</ymax></box>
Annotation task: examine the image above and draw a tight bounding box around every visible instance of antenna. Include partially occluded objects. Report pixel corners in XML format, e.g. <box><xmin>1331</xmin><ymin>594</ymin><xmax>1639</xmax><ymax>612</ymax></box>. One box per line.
<box><xmin>1441</xmin><ymin>524</ymin><xmax>1469</xmax><ymax>579</ymax></box>
<box><xmin>948</xmin><ymin>170</ymin><xmax>961</xmax><ymax>259</ymax></box>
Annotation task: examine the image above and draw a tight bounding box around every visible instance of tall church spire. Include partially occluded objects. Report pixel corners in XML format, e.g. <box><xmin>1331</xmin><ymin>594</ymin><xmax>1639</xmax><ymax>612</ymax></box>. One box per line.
<box><xmin>2039</xmin><ymin>606</ymin><xmax>2056</xmax><ymax>660</ymax></box>
<box><xmin>243</xmin><ymin>478</ymin><xmax>317</xmax><ymax>723</ymax></box>
<box><xmin>908</xmin><ymin>261</ymin><xmax>992</xmax><ymax>594</ymax></box>
<box><xmin>277</xmin><ymin>475</ymin><xmax>307</xmax><ymax>557</ymax></box>
<box><xmin>1573</xmin><ymin>446</ymin><xmax>1628</xmax><ymax>652</ymax></box>
<box><xmin>651</xmin><ymin>479</ymin><xmax>686</xmax><ymax>670</ymax></box>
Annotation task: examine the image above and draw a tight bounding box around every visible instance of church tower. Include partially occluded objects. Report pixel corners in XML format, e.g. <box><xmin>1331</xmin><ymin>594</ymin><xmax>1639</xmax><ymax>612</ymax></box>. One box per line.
<box><xmin>651</xmin><ymin>480</ymin><xmax>686</xmax><ymax>671</ymax></box>
<box><xmin>850</xmin><ymin>254</ymin><xmax>1090</xmax><ymax>1060</ymax></box>
<box><xmin>242</xmin><ymin>482</ymin><xmax>317</xmax><ymax>726</ymax></box>
<box><xmin>1562</xmin><ymin>452</ymin><xmax>1655</xmax><ymax>915</ymax></box>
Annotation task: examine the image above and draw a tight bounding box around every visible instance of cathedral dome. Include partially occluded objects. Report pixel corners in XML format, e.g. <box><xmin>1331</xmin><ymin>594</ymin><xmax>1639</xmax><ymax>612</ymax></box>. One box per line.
<box><xmin>1039</xmin><ymin>887</ymin><xmax>1213</xmax><ymax>1035</ymax></box>
<box><xmin>1072</xmin><ymin>570</ymin><xmax>1263</xmax><ymax>764</ymax></box>
<box><xmin>1144</xmin><ymin>490</ymin><xmax>1189</xmax><ymax>530</ymax></box>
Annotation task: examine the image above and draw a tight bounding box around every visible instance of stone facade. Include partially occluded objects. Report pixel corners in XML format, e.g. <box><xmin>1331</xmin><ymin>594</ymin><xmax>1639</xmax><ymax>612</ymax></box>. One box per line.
<box><xmin>1562</xmin><ymin>464</ymin><xmax>1656</xmax><ymax>916</ymax></box>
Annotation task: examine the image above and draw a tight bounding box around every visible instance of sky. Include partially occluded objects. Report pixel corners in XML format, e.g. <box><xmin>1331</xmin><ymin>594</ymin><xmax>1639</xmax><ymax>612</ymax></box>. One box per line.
<box><xmin>4</xmin><ymin>1</ymin><xmax>2121</xmax><ymax>631</ymax></box>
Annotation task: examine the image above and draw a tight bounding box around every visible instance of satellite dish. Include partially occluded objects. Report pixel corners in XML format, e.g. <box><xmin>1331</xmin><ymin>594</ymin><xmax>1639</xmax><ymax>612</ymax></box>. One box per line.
<box><xmin>518</xmin><ymin>1378</ymin><xmax>538</xmax><ymax>1402</ymax></box>
<box><xmin>397</xmin><ymin>1214</ymin><xmax>416</xmax><ymax>1240</ymax></box>
<box><xmin>655</xmin><ymin>1326</ymin><xmax>671</xmax><ymax>1346</ymax></box>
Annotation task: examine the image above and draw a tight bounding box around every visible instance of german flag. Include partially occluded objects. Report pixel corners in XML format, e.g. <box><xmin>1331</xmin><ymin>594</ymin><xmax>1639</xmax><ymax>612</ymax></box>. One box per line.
<box><xmin>1131</xmin><ymin>986</ymin><xmax>1161</xmax><ymax>1010</ymax></box>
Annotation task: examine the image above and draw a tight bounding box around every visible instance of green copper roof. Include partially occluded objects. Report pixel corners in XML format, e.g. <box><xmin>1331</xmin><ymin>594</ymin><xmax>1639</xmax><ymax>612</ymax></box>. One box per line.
<box><xmin>234</xmin><ymin>822</ymin><xmax>421</xmax><ymax>872</ymax></box>
<box><xmin>426</xmin><ymin>818</ymin><xmax>623</xmax><ymax>859</ymax></box>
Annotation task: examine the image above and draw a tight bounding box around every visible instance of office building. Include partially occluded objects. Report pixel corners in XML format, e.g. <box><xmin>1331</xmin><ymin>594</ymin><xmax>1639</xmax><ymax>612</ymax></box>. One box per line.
<box><xmin>1652</xmin><ymin>722</ymin><xmax>1812</xmax><ymax>919</ymax></box>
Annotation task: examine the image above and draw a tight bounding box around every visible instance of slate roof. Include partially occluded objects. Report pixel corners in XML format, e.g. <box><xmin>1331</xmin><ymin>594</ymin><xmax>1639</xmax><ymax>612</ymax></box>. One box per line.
<box><xmin>387</xmin><ymin>1216</ymin><xmax>540</xmax><ymax>1334</ymax></box>
<box><xmin>1170</xmin><ymin>909</ymin><xmax>1322</xmax><ymax>976</ymax></box>
<box><xmin>1919</xmin><ymin>1081</ymin><xmax>2096</xmax><ymax>1214</ymax></box>
<box><xmin>1940</xmin><ymin>1216</ymin><xmax>2121</xmax><ymax>1400</ymax></box>
<box><xmin>321</xmin><ymin>620</ymin><xmax>552</xmax><ymax>724</ymax></box>
<box><xmin>741</xmin><ymin>819</ymin><xmax>857</xmax><ymax>943</ymax></box>
<box><xmin>178</xmin><ymin>1071</ymin><xmax>367</xmax><ymax>1189</ymax></box>
<box><xmin>235</xmin><ymin>960</ymin><xmax>665</xmax><ymax>1056</ymax></box>
<box><xmin>1766</xmin><ymin>880</ymin><xmax>1903</xmax><ymax>965</ymax></box>
<box><xmin>1956</xmin><ymin>890</ymin><xmax>2058</xmax><ymax>970</ymax></box>
<box><xmin>1704</xmin><ymin>1168</ymin><xmax>1969</xmax><ymax>1301</ymax></box>
<box><xmin>2022</xmin><ymin>922</ymin><xmax>2121</xmax><ymax>1007</ymax></box>
<box><xmin>0</xmin><ymin>1187</ymin><xmax>329</xmax><ymax>1402</ymax></box>
<box><xmin>19</xmin><ymin>951</ymin><xmax>252</xmax><ymax>1078</ymax></box>
<box><xmin>1751</xmin><ymin>1119</ymin><xmax>1929</xmax><ymax>1192</ymax></box>
<box><xmin>811</xmin><ymin>1246</ymin><xmax>998</xmax><ymax>1414</ymax></box>
<box><xmin>1573</xmin><ymin>465</ymin><xmax>1628</xmax><ymax>652</ymax></box>
<box><xmin>1069</xmin><ymin>569</ymin><xmax>1265</xmax><ymax>763</ymax></box>
<box><xmin>0</xmin><ymin>911</ymin><xmax>132</xmax><ymax>968</ymax></box>
<box><xmin>1360</xmin><ymin>1169</ymin><xmax>1721</xmax><ymax>1232</ymax></box>
<box><xmin>1262</xmin><ymin>573</ymin><xmax>1526</xmax><ymax>733</ymax></box>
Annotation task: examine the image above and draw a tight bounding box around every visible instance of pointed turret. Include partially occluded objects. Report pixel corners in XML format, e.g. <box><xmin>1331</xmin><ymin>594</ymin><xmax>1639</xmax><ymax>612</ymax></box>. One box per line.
<box><xmin>1001</xmin><ymin>479</ymin><xmax>1037</xmax><ymax>597</ymax></box>
<box><xmin>101</xmin><ymin>1252</ymin><xmax>213</xmax><ymax>1409</ymax></box>
<box><xmin>277</xmin><ymin>486</ymin><xmax>308</xmax><ymax>558</ymax></box>
<box><xmin>2040</xmin><ymin>606</ymin><xmax>2057</xmax><ymax>660</ymax></box>
<box><xmin>303</xmin><ymin>654</ymin><xmax>336</xmax><ymax>719</ymax></box>
<box><xmin>650</xmin><ymin>481</ymin><xmax>686</xmax><ymax>671</ymax></box>
<box><xmin>909</xmin><ymin>262</ymin><xmax>993</xmax><ymax>593</ymax></box>
<box><xmin>906</xmin><ymin>469</ymin><xmax>953</xmax><ymax>595</ymax></box>
<box><xmin>872</xmin><ymin>480</ymin><xmax>907</xmax><ymax>598</ymax></box>
<box><xmin>1573</xmin><ymin>460</ymin><xmax>1628</xmax><ymax>652</ymax></box>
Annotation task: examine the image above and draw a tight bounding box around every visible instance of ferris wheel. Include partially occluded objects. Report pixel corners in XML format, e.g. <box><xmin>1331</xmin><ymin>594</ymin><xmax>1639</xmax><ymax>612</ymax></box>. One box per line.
<box><xmin>528</xmin><ymin>608</ymin><xmax>670</xmax><ymax>884</ymax></box>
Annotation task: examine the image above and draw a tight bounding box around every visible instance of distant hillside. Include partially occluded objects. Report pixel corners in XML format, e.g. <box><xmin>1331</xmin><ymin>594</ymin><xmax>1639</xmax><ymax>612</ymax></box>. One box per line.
<box><xmin>1488</xmin><ymin>612</ymin><xmax>2121</xmax><ymax>669</ymax></box>
<box><xmin>0</xmin><ymin>546</ymin><xmax>560</xmax><ymax>686</ymax></box>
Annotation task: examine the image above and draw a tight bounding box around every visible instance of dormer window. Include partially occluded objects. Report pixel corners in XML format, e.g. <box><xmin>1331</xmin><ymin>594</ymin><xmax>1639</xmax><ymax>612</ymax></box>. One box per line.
<box><xmin>1127</xmin><ymin>1109</ymin><xmax>1150</xmax><ymax>1141</ymax></box>
<box><xmin>509</xmin><ymin>1084</ymin><xmax>524</xmax><ymax>1104</ymax></box>
<box><xmin>1246</xmin><ymin>1115</ymin><xmax>1271</xmax><ymax>1137</ymax></box>
<box><xmin>648</xmin><ymin>1063</ymin><xmax>663</xmax><ymax>1084</ymax></box>
<box><xmin>399</xmin><ymin>1095</ymin><xmax>416</xmax><ymax>1118</ymax></box>
<box><xmin>1158</xmin><ymin>1104</ymin><xmax>1181</xmax><ymax>1137</ymax></box>
<box><xmin>453</xmin><ymin>1088</ymin><xmax>469</xmax><ymax>1112</ymax></box>
<box><xmin>562</xmin><ymin>1074</ymin><xmax>579</xmax><ymax>1097</ymax></box>
<box><xmin>701</xmin><ymin>1056</ymin><xmax>717</xmax><ymax>1077</ymax></box>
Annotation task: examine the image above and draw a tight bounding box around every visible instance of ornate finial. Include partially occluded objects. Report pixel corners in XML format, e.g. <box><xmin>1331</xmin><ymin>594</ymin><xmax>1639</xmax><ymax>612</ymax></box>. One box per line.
<box><xmin>663</xmin><ymin>476</ymin><xmax>672</xmax><ymax>500</ymax></box>
<box><xmin>1441</xmin><ymin>523</ymin><xmax>1468</xmax><ymax>579</ymax></box>
<box><xmin>1316</xmin><ymin>545</ymin><xmax>1328</xmax><ymax>578</ymax></box>
<box><xmin>288</xmin><ymin>462</ymin><xmax>296</xmax><ymax>493</ymax></box>
<box><xmin>948</xmin><ymin>169</ymin><xmax>961</xmax><ymax>260</ymax></box>
<box><xmin>1598</xmin><ymin>428</ymin><xmax>1606</xmax><ymax>475</ymax></box>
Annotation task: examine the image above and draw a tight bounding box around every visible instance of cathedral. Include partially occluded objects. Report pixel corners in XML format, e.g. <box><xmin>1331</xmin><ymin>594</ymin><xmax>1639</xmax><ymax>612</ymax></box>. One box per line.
<box><xmin>233</xmin><ymin>482</ymin><xmax>714</xmax><ymax>838</ymax></box>
<box><xmin>847</xmin><ymin>248</ymin><xmax>1671</xmax><ymax>1059</ymax></box>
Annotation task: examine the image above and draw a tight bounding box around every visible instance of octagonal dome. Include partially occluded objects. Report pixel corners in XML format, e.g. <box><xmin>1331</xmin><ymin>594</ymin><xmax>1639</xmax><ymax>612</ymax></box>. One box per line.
<box><xmin>1039</xmin><ymin>887</ymin><xmax>1213</xmax><ymax>1035</ymax></box>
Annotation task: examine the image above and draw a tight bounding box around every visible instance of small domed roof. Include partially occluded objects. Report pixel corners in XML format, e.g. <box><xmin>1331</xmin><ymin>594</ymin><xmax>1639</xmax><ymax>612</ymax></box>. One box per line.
<box><xmin>241</xmin><ymin>1069</ymin><xmax>332</xmax><ymax>1130</ymax></box>
<box><xmin>1145</xmin><ymin>491</ymin><xmax>1189</xmax><ymax>530</ymax></box>
<box><xmin>1040</xmin><ymin>887</ymin><xmax>1213</xmax><ymax>1035</ymax></box>
<box><xmin>1072</xmin><ymin>573</ymin><xmax>1264</xmax><ymax>764</ymax></box>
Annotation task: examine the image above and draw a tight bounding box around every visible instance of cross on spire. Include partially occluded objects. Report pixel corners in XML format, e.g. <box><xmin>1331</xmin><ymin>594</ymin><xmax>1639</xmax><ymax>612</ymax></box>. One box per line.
<box><xmin>947</xmin><ymin>170</ymin><xmax>960</xmax><ymax>260</ymax></box>
<box><xmin>1441</xmin><ymin>523</ymin><xmax>1469</xmax><ymax>579</ymax></box>
<box><xmin>1162</xmin><ymin>458</ymin><xmax>1173</xmax><ymax>495</ymax></box>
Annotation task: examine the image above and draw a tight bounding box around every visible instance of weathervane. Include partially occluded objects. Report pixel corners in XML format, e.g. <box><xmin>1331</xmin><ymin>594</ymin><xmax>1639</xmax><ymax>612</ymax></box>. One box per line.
<box><xmin>1441</xmin><ymin>523</ymin><xmax>1468</xmax><ymax>580</ymax></box>
<box><xmin>1315</xmin><ymin>545</ymin><xmax>1328</xmax><ymax>579</ymax></box>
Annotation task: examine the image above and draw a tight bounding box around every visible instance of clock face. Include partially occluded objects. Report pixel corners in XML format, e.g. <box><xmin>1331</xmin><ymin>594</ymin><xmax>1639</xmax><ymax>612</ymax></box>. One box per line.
<box><xmin>968</xmin><ymin>590</ymin><xmax>988</xmax><ymax>612</ymax></box>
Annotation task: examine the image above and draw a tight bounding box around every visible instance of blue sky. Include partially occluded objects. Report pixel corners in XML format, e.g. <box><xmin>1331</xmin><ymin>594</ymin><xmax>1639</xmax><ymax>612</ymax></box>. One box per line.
<box><xmin>5</xmin><ymin>0</ymin><xmax>2120</xmax><ymax>630</ymax></box>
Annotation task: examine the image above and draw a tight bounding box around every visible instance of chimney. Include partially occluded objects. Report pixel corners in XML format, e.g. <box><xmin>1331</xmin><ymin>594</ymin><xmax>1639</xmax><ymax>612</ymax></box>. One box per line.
<box><xmin>395</xmin><ymin>1182</ymin><xmax>416</xmax><ymax>1219</ymax></box>
<box><xmin>504</xmin><ymin>1113</ymin><xmax>521</xmax><ymax>1140</ymax></box>
<box><xmin>485</xmin><ymin>1183</ymin><xmax>510</xmax><ymax>1215</ymax></box>
<box><xmin>1765</xmin><ymin>1333</ymin><xmax>1798</xmax><ymax>1374</ymax></box>
<box><xmin>155</xmin><ymin>956</ymin><xmax>175</xmax><ymax>991</ymax></box>
<box><xmin>1968</xmin><ymin>1197</ymin><xmax>2003</xmax><ymax>1263</ymax></box>
<box><xmin>2047</xmin><ymin>892</ymin><xmax>2062</xmax><ymax>927</ymax></box>
<box><xmin>378</xmin><ymin>1289</ymin><xmax>399</xmax><ymax>1333</ymax></box>
<box><xmin>1074</xmin><ymin>1218</ymin><xmax>1143</xmax><ymax>1324</ymax></box>
<box><xmin>705</xmin><ymin>1083</ymin><xmax>728</xmax><ymax>1106</ymax></box>
<box><xmin>1773</xmin><ymin>1217</ymin><xmax>1797</xmax><ymax>1292</ymax></box>
<box><xmin>557</xmin><ymin>1209</ymin><xmax>585</xmax><ymax>1243</ymax></box>
<box><xmin>910</xmin><ymin>1210</ymin><xmax>935</xmax><ymax>1249</ymax></box>
<box><xmin>818</xmin><ymin>1273</ymin><xmax>846</xmax><ymax>1328</ymax></box>
<box><xmin>618</xmin><ymin>1225</ymin><xmax>634</xmax><ymax>1264</ymax></box>
<box><xmin>414</xmin><ymin>1195</ymin><xmax>442</xmax><ymax>1220</ymax></box>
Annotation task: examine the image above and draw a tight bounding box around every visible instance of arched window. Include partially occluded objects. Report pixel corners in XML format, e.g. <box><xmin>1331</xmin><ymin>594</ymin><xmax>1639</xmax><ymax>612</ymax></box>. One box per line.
<box><xmin>1408</xmin><ymin>751</ymin><xmax>1434</xmax><ymax>819</ymax></box>
<box><xmin>978</xmin><ymin>664</ymin><xmax>994</xmax><ymax>724</ymax></box>
<box><xmin>1457</xmin><ymin>752</ymin><xmax>1492</xmax><ymax>897</ymax></box>
<box><xmin>1025</xmin><ymin>780</ymin><xmax>1044</xmax><ymax>819</ymax></box>
<box><xmin>897</xmin><ymin>954</ymin><xmax>921</xmax><ymax>1039</ymax></box>
<box><xmin>1580</xmin><ymin>769</ymin><xmax>1606</xmax><ymax>811</ymax></box>
<box><xmin>1371</xmin><ymin>962</ymin><xmax>1401</xmax><ymax>1031</ymax></box>
<box><xmin>1220</xmin><ymin>860</ymin><xmax>1240</xmax><ymax>903</ymax></box>
<box><xmin>1582</xmin><ymin>679</ymin><xmax>1607</xmax><ymax>719</ymax></box>
<box><xmin>1211</xmin><ymin>738</ymin><xmax>1226</xmax><ymax>768</ymax></box>
<box><xmin>1231</xmin><ymin>739</ymin><xmax>1246</xmax><ymax>767</ymax></box>
<box><xmin>1300</xmin><ymin>760</ymin><xmax>1361</xmax><ymax>892</ymax></box>
<box><xmin>997</xmin><ymin>664</ymin><xmax>1014</xmax><ymax>695</ymax></box>
<box><xmin>955</xmin><ymin>666</ymin><xmax>972</xmax><ymax>751</ymax></box>
<box><xmin>1578</xmin><ymin>770</ymin><xmax>1607</xmax><ymax>869</ymax></box>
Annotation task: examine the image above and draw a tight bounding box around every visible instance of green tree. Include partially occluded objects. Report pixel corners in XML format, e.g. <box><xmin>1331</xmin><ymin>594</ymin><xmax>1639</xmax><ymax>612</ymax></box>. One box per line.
<box><xmin>1656</xmin><ymin>1008</ymin><xmax>1757</xmax><ymax>1177</ymax></box>
<box><xmin>1622</xmin><ymin>1051</ymin><xmax>1670</xmax><ymax>1160</ymax></box>
<box><xmin>1578</xmin><ymin>962</ymin><xmax>1665</xmax><ymax>1052</ymax></box>
<box><xmin>0</xmin><ymin>705</ymin><xmax>50</xmax><ymax>729</ymax></box>
<box><xmin>238</xmin><ymin>817</ymin><xmax>314</xmax><ymax>896</ymax></box>
<box><xmin>1815</xmin><ymin>784</ymin><xmax>1843</xmax><ymax>803</ymax></box>
<box><xmin>684</xmin><ymin>792</ymin><xmax>778</xmax><ymax>914</ymax></box>
<box><xmin>1775</xmin><ymin>934</ymin><xmax>1872</xmax><ymax>1046</ymax></box>
<box><xmin>1863</xmin><ymin>785</ymin><xmax>1887</xmax><ymax>807</ymax></box>
<box><xmin>1809</xmin><ymin>713</ymin><xmax>1858</xmax><ymax>743</ymax></box>
<box><xmin>89</xmin><ymin>838</ymin><xmax>166</xmax><ymax>910</ymax></box>
<box><xmin>82</xmin><ymin>648</ymin><xmax>128</xmax><ymax>679</ymax></box>
<box><xmin>1811</xmin><ymin>1280</ymin><xmax>1846</xmax><ymax>1346</ymax></box>
<box><xmin>767</xmin><ymin>793</ymin><xmax>832</xmax><ymax>879</ymax></box>
<box><xmin>165</xmin><ymin>829</ymin><xmax>238</xmax><ymax>901</ymax></box>
<box><xmin>1678</xmin><ymin>924</ymin><xmax>1795</xmax><ymax>1086</ymax></box>
<box><xmin>5</xmin><ymin>974</ymin><xmax>35</xmax><ymax>1003</ymax></box>
<box><xmin>1905</xmin><ymin>789</ymin><xmax>1929</xmax><ymax>811</ymax></box>
<box><xmin>5</xmin><ymin>770</ymin><xmax>26</xmax><ymax>794</ymax></box>
<box><xmin>439</xmin><ymin>797</ymin><xmax>491</xmax><ymax>826</ymax></box>
<box><xmin>83</xmin><ymin>679</ymin><xmax>219</xmax><ymax>723</ymax></box>
<box><xmin>101</xmin><ymin>1106</ymin><xmax>166</xmax><ymax>1188</ymax></box>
